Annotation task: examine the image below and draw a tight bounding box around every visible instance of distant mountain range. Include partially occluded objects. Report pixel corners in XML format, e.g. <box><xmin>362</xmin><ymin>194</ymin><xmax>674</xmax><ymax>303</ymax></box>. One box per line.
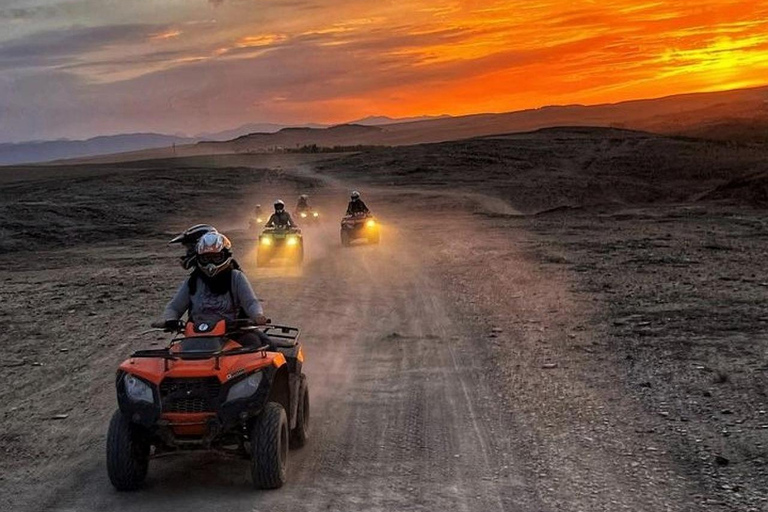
<box><xmin>0</xmin><ymin>116</ymin><xmax>452</xmax><ymax>165</ymax></box>
<box><xmin>346</xmin><ymin>115</ymin><xmax>451</xmax><ymax>126</ymax></box>
<box><xmin>0</xmin><ymin>133</ymin><xmax>195</xmax><ymax>166</ymax></box>
<box><xmin>195</xmin><ymin>123</ymin><xmax>327</xmax><ymax>141</ymax></box>
<box><xmin>144</xmin><ymin>85</ymin><xmax>767</xmax><ymax>161</ymax></box>
<box><xmin>4</xmin><ymin>86</ymin><xmax>768</xmax><ymax>165</ymax></box>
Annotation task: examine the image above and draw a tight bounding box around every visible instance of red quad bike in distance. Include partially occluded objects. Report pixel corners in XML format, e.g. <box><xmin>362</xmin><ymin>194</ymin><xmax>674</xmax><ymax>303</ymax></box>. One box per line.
<box><xmin>340</xmin><ymin>212</ymin><xmax>380</xmax><ymax>247</ymax></box>
<box><xmin>106</xmin><ymin>319</ymin><xmax>310</xmax><ymax>491</ymax></box>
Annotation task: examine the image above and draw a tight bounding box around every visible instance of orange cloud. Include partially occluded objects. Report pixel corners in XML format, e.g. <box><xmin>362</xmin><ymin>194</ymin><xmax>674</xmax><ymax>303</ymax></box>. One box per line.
<box><xmin>150</xmin><ymin>30</ymin><xmax>182</xmax><ymax>41</ymax></box>
<box><xmin>235</xmin><ymin>34</ymin><xmax>286</xmax><ymax>48</ymax></box>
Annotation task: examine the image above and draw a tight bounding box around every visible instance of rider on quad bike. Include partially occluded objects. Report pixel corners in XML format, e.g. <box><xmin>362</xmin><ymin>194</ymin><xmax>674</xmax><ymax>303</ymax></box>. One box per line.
<box><xmin>340</xmin><ymin>191</ymin><xmax>379</xmax><ymax>246</ymax></box>
<box><xmin>346</xmin><ymin>190</ymin><xmax>370</xmax><ymax>216</ymax></box>
<box><xmin>266</xmin><ymin>200</ymin><xmax>297</xmax><ymax>228</ymax></box>
<box><xmin>296</xmin><ymin>194</ymin><xmax>319</xmax><ymax>223</ymax></box>
<box><xmin>259</xmin><ymin>200</ymin><xmax>304</xmax><ymax>266</ymax></box>
<box><xmin>163</xmin><ymin>232</ymin><xmax>269</xmax><ymax>347</ymax></box>
<box><xmin>106</xmin><ymin>230</ymin><xmax>310</xmax><ymax>491</ymax></box>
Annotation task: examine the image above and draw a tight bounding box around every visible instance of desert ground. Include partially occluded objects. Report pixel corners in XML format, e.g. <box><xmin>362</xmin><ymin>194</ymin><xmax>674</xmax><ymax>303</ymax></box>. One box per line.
<box><xmin>1</xmin><ymin>129</ymin><xmax>767</xmax><ymax>511</ymax></box>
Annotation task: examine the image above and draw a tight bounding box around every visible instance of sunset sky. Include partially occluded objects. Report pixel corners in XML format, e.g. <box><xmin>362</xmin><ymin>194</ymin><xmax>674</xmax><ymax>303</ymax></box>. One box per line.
<box><xmin>1</xmin><ymin>0</ymin><xmax>767</xmax><ymax>142</ymax></box>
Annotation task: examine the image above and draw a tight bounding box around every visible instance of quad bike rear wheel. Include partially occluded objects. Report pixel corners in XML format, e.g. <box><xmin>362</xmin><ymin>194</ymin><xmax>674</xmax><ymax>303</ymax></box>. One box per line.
<box><xmin>251</xmin><ymin>402</ymin><xmax>288</xmax><ymax>489</ymax></box>
<box><xmin>106</xmin><ymin>410</ymin><xmax>150</xmax><ymax>491</ymax></box>
<box><xmin>290</xmin><ymin>375</ymin><xmax>310</xmax><ymax>449</ymax></box>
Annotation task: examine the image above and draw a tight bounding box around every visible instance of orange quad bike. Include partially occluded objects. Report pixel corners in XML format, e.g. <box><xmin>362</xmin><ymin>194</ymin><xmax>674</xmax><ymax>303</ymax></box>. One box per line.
<box><xmin>106</xmin><ymin>319</ymin><xmax>309</xmax><ymax>491</ymax></box>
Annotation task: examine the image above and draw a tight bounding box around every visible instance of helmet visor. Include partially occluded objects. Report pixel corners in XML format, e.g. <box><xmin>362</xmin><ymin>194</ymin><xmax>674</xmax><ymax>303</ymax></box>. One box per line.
<box><xmin>198</xmin><ymin>252</ymin><xmax>228</xmax><ymax>265</ymax></box>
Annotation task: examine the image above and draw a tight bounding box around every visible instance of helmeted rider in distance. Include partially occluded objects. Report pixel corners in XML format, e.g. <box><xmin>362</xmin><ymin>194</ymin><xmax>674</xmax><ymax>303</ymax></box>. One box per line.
<box><xmin>249</xmin><ymin>205</ymin><xmax>265</xmax><ymax>230</ymax></box>
<box><xmin>265</xmin><ymin>199</ymin><xmax>297</xmax><ymax>228</ymax></box>
<box><xmin>346</xmin><ymin>191</ymin><xmax>370</xmax><ymax>216</ymax></box>
<box><xmin>296</xmin><ymin>195</ymin><xmax>309</xmax><ymax>211</ymax></box>
<box><xmin>162</xmin><ymin>232</ymin><xmax>270</xmax><ymax>347</ymax></box>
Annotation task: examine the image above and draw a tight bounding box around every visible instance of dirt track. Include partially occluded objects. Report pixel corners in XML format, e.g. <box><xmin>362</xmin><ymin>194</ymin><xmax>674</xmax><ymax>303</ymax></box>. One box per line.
<box><xmin>2</xmin><ymin>145</ymin><xmax>767</xmax><ymax>511</ymax></box>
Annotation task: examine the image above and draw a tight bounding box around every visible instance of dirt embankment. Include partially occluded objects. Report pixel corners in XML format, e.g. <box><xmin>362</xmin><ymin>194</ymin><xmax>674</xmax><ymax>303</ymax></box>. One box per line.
<box><xmin>316</xmin><ymin>127</ymin><xmax>768</xmax><ymax>212</ymax></box>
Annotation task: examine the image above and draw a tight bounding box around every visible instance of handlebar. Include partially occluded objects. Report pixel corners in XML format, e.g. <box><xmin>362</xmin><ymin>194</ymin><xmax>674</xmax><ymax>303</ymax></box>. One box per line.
<box><xmin>149</xmin><ymin>318</ymin><xmax>270</xmax><ymax>333</ymax></box>
<box><xmin>228</xmin><ymin>318</ymin><xmax>271</xmax><ymax>327</ymax></box>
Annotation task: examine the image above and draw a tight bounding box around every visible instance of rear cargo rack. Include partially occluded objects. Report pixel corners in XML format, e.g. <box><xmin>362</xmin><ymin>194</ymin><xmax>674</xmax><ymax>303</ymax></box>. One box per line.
<box><xmin>261</xmin><ymin>324</ymin><xmax>300</xmax><ymax>342</ymax></box>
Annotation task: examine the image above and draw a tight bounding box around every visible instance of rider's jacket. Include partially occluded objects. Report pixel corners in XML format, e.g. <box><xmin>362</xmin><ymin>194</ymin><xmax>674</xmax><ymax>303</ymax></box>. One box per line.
<box><xmin>346</xmin><ymin>199</ymin><xmax>370</xmax><ymax>216</ymax></box>
<box><xmin>297</xmin><ymin>198</ymin><xmax>309</xmax><ymax>209</ymax></box>
<box><xmin>266</xmin><ymin>211</ymin><xmax>296</xmax><ymax>227</ymax></box>
<box><xmin>163</xmin><ymin>269</ymin><xmax>263</xmax><ymax>324</ymax></box>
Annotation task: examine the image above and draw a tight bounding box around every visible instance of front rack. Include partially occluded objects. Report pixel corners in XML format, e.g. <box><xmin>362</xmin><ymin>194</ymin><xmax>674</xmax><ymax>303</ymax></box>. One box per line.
<box><xmin>130</xmin><ymin>344</ymin><xmax>271</xmax><ymax>371</ymax></box>
<box><xmin>129</xmin><ymin>324</ymin><xmax>301</xmax><ymax>371</ymax></box>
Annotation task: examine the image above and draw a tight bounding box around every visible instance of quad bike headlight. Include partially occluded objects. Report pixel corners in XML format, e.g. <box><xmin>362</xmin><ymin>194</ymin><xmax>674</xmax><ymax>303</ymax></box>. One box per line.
<box><xmin>366</xmin><ymin>219</ymin><xmax>376</xmax><ymax>228</ymax></box>
<box><xmin>124</xmin><ymin>374</ymin><xmax>154</xmax><ymax>404</ymax></box>
<box><xmin>226</xmin><ymin>372</ymin><xmax>262</xmax><ymax>402</ymax></box>
<box><xmin>300</xmin><ymin>212</ymin><xmax>307</xmax><ymax>218</ymax></box>
<box><xmin>312</xmin><ymin>212</ymin><xmax>319</xmax><ymax>218</ymax></box>
<box><xmin>260</xmin><ymin>236</ymin><xmax>272</xmax><ymax>246</ymax></box>
<box><xmin>286</xmin><ymin>236</ymin><xmax>298</xmax><ymax>246</ymax></box>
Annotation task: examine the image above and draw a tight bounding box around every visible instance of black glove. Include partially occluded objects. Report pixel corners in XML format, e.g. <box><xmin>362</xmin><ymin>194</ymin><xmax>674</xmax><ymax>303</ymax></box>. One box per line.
<box><xmin>164</xmin><ymin>319</ymin><xmax>184</xmax><ymax>331</ymax></box>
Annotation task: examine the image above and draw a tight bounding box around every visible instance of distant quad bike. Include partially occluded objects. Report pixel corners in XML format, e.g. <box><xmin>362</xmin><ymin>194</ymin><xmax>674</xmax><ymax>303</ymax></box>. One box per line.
<box><xmin>296</xmin><ymin>207</ymin><xmax>320</xmax><ymax>225</ymax></box>
<box><xmin>258</xmin><ymin>226</ymin><xmax>304</xmax><ymax>266</ymax></box>
<box><xmin>107</xmin><ymin>319</ymin><xmax>309</xmax><ymax>491</ymax></box>
<box><xmin>340</xmin><ymin>213</ymin><xmax>380</xmax><ymax>247</ymax></box>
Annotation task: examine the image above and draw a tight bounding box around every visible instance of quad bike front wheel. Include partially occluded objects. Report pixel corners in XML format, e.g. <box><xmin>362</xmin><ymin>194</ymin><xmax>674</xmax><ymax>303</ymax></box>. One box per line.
<box><xmin>367</xmin><ymin>230</ymin><xmax>380</xmax><ymax>244</ymax></box>
<box><xmin>251</xmin><ymin>402</ymin><xmax>288</xmax><ymax>489</ymax></box>
<box><xmin>290</xmin><ymin>375</ymin><xmax>310</xmax><ymax>449</ymax></box>
<box><xmin>106</xmin><ymin>410</ymin><xmax>150</xmax><ymax>491</ymax></box>
<box><xmin>340</xmin><ymin>230</ymin><xmax>350</xmax><ymax>247</ymax></box>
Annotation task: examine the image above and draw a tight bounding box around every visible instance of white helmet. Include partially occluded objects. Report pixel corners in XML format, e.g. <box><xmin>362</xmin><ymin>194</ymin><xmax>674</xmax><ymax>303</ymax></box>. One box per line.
<box><xmin>196</xmin><ymin>232</ymin><xmax>233</xmax><ymax>277</ymax></box>
<box><xmin>300</xmin><ymin>194</ymin><xmax>308</xmax><ymax>200</ymax></box>
<box><xmin>169</xmin><ymin>224</ymin><xmax>219</xmax><ymax>269</ymax></box>
<box><xmin>274</xmin><ymin>199</ymin><xmax>285</xmax><ymax>211</ymax></box>
<box><xmin>351</xmin><ymin>191</ymin><xmax>360</xmax><ymax>200</ymax></box>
